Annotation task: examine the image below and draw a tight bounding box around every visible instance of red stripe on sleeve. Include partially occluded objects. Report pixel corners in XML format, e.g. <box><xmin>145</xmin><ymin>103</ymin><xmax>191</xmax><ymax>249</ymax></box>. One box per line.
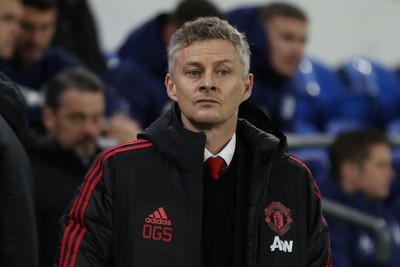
<box><xmin>59</xmin><ymin>140</ymin><xmax>152</xmax><ymax>267</ymax></box>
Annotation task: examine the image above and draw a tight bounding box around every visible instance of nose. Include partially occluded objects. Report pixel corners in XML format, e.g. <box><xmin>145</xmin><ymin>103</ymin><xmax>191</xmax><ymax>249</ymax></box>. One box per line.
<box><xmin>82</xmin><ymin>119</ymin><xmax>100</xmax><ymax>138</ymax></box>
<box><xmin>199</xmin><ymin>71</ymin><xmax>216</xmax><ymax>91</ymax></box>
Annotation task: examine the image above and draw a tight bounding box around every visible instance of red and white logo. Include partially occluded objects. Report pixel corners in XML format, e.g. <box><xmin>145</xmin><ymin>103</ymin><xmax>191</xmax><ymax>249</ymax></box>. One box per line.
<box><xmin>142</xmin><ymin>207</ymin><xmax>173</xmax><ymax>242</ymax></box>
<box><xmin>264</xmin><ymin>202</ymin><xmax>293</xmax><ymax>236</ymax></box>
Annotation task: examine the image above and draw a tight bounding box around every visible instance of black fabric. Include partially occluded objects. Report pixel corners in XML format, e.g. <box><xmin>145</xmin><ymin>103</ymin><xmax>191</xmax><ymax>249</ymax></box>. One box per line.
<box><xmin>27</xmin><ymin>137</ymin><xmax>99</xmax><ymax>267</ymax></box>
<box><xmin>0</xmin><ymin>72</ymin><xmax>38</xmax><ymax>267</ymax></box>
<box><xmin>52</xmin><ymin>0</ymin><xmax>107</xmax><ymax>74</ymax></box>
<box><xmin>202</xmin><ymin>155</ymin><xmax>236</xmax><ymax>267</ymax></box>
<box><xmin>0</xmin><ymin>72</ymin><xmax>28</xmax><ymax>141</ymax></box>
<box><xmin>56</xmin><ymin>102</ymin><xmax>331</xmax><ymax>266</ymax></box>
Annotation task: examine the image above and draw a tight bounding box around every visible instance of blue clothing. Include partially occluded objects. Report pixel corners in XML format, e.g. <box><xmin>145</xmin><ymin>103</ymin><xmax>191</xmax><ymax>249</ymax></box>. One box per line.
<box><xmin>0</xmin><ymin>48</ymin><xmax>129</xmax><ymax>128</ymax></box>
<box><xmin>226</xmin><ymin>7</ymin><xmax>298</xmax><ymax>132</ymax></box>
<box><xmin>0</xmin><ymin>48</ymin><xmax>80</xmax><ymax>90</ymax></box>
<box><xmin>111</xmin><ymin>14</ymin><xmax>170</xmax><ymax>128</ymax></box>
<box><xmin>226</xmin><ymin>7</ymin><xmax>345</xmax><ymax>134</ymax></box>
<box><xmin>118</xmin><ymin>14</ymin><xmax>168</xmax><ymax>80</ymax></box>
<box><xmin>0</xmin><ymin>48</ymin><xmax>80</xmax><ymax>127</ymax></box>
<box><xmin>319</xmin><ymin>177</ymin><xmax>400</xmax><ymax>267</ymax></box>
<box><xmin>102</xmin><ymin>60</ymin><xmax>170</xmax><ymax>128</ymax></box>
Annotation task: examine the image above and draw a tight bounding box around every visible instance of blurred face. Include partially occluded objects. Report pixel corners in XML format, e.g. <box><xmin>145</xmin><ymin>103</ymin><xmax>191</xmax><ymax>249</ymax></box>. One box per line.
<box><xmin>44</xmin><ymin>89</ymin><xmax>105</xmax><ymax>158</ymax></box>
<box><xmin>0</xmin><ymin>0</ymin><xmax>22</xmax><ymax>59</ymax></box>
<box><xmin>17</xmin><ymin>6</ymin><xmax>56</xmax><ymax>65</ymax></box>
<box><xmin>357</xmin><ymin>143</ymin><xmax>395</xmax><ymax>199</ymax></box>
<box><xmin>265</xmin><ymin>16</ymin><xmax>307</xmax><ymax>76</ymax></box>
<box><xmin>165</xmin><ymin>39</ymin><xmax>252</xmax><ymax>132</ymax></box>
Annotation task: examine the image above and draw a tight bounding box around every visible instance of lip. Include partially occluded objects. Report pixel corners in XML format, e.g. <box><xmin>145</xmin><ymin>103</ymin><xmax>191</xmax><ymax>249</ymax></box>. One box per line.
<box><xmin>196</xmin><ymin>98</ymin><xmax>219</xmax><ymax>105</ymax></box>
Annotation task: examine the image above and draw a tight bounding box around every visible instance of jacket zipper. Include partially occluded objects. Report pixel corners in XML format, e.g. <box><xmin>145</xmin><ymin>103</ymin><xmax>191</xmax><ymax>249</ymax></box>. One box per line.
<box><xmin>250</xmin><ymin>150</ymin><xmax>283</xmax><ymax>267</ymax></box>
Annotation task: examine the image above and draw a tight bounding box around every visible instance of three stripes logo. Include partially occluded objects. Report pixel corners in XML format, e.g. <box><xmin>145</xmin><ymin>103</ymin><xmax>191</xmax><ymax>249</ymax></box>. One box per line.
<box><xmin>142</xmin><ymin>207</ymin><xmax>173</xmax><ymax>242</ymax></box>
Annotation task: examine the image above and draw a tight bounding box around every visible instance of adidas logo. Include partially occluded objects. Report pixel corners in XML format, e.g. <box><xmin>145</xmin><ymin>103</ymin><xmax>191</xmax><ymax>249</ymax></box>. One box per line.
<box><xmin>144</xmin><ymin>207</ymin><xmax>172</xmax><ymax>226</ymax></box>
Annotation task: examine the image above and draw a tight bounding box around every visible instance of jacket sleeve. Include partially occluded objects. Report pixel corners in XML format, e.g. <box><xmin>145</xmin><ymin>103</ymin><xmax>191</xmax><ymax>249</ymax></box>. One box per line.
<box><xmin>55</xmin><ymin>150</ymin><xmax>115</xmax><ymax>267</ymax></box>
<box><xmin>306</xmin><ymin>173</ymin><xmax>332</xmax><ymax>267</ymax></box>
<box><xmin>0</xmin><ymin>118</ymin><xmax>38</xmax><ymax>267</ymax></box>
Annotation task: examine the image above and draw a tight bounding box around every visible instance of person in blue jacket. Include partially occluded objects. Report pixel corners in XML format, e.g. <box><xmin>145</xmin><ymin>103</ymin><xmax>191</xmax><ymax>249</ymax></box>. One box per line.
<box><xmin>226</xmin><ymin>3</ymin><xmax>308</xmax><ymax>132</ymax></box>
<box><xmin>0</xmin><ymin>0</ymin><xmax>135</xmax><ymax>136</ymax></box>
<box><xmin>0</xmin><ymin>0</ymin><xmax>80</xmax><ymax>129</ymax></box>
<box><xmin>319</xmin><ymin>128</ymin><xmax>400</xmax><ymax>267</ymax></box>
<box><xmin>106</xmin><ymin>0</ymin><xmax>222</xmax><ymax>128</ymax></box>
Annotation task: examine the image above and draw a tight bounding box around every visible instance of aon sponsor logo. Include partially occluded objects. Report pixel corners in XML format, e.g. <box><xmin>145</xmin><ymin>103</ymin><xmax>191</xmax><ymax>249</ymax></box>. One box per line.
<box><xmin>270</xmin><ymin>236</ymin><xmax>293</xmax><ymax>252</ymax></box>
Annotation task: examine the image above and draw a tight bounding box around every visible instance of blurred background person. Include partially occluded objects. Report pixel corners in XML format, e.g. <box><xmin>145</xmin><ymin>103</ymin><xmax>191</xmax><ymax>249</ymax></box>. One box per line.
<box><xmin>0</xmin><ymin>0</ymin><xmax>80</xmax><ymax>131</ymax></box>
<box><xmin>104</xmin><ymin>0</ymin><xmax>222</xmax><ymax>128</ymax></box>
<box><xmin>319</xmin><ymin>128</ymin><xmax>400</xmax><ymax>267</ymax></box>
<box><xmin>52</xmin><ymin>0</ymin><xmax>107</xmax><ymax>75</ymax></box>
<box><xmin>28</xmin><ymin>67</ymin><xmax>111</xmax><ymax>267</ymax></box>
<box><xmin>226</xmin><ymin>2</ymin><xmax>308</xmax><ymax>132</ymax></box>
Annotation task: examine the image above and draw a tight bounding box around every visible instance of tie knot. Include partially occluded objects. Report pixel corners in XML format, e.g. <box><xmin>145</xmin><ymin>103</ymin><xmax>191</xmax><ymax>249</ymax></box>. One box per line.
<box><xmin>204</xmin><ymin>157</ymin><xmax>225</xmax><ymax>179</ymax></box>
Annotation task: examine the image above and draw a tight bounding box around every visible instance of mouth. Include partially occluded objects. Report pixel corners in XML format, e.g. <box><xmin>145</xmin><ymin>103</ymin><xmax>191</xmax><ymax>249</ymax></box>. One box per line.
<box><xmin>196</xmin><ymin>98</ymin><xmax>219</xmax><ymax>105</ymax></box>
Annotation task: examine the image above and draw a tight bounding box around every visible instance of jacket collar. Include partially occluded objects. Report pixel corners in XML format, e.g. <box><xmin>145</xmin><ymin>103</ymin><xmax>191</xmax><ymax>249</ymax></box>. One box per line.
<box><xmin>139</xmin><ymin>101</ymin><xmax>285</xmax><ymax>171</ymax></box>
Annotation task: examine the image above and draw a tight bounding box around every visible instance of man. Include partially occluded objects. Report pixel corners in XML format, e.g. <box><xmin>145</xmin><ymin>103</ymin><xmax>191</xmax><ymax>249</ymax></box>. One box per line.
<box><xmin>0</xmin><ymin>1</ymin><xmax>38</xmax><ymax>266</ymax></box>
<box><xmin>0</xmin><ymin>0</ymin><xmax>22</xmax><ymax>58</ymax></box>
<box><xmin>0</xmin><ymin>0</ymin><xmax>80</xmax><ymax>89</ymax></box>
<box><xmin>226</xmin><ymin>3</ymin><xmax>308</xmax><ymax>132</ymax></box>
<box><xmin>319</xmin><ymin>128</ymin><xmax>400</xmax><ymax>267</ymax></box>
<box><xmin>56</xmin><ymin>17</ymin><xmax>330</xmax><ymax>266</ymax></box>
<box><xmin>0</xmin><ymin>0</ymin><xmax>80</xmax><ymax>129</ymax></box>
<box><xmin>28</xmin><ymin>67</ymin><xmax>106</xmax><ymax>267</ymax></box>
<box><xmin>51</xmin><ymin>0</ymin><xmax>107</xmax><ymax>74</ymax></box>
<box><xmin>104</xmin><ymin>0</ymin><xmax>222</xmax><ymax>128</ymax></box>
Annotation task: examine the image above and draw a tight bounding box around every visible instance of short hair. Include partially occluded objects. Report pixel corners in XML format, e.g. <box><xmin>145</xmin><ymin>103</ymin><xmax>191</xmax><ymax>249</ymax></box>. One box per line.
<box><xmin>167</xmin><ymin>17</ymin><xmax>251</xmax><ymax>77</ymax></box>
<box><xmin>22</xmin><ymin>0</ymin><xmax>57</xmax><ymax>10</ymax></box>
<box><xmin>329</xmin><ymin>128</ymin><xmax>389</xmax><ymax>179</ymax></box>
<box><xmin>170</xmin><ymin>0</ymin><xmax>222</xmax><ymax>28</ymax></box>
<box><xmin>44</xmin><ymin>67</ymin><xmax>104</xmax><ymax>110</ymax></box>
<box><xmin>259</xmin><ymin>2</ymin><xmax>308</xmax><ymax>24</ymax></box>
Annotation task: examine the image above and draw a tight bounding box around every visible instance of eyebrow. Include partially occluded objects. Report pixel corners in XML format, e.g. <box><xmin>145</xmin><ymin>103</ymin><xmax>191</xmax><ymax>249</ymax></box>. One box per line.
<box><xmin>184</xmin><ymin>59</ymin><xmax>235</xmax><ymax>68</ymax></box>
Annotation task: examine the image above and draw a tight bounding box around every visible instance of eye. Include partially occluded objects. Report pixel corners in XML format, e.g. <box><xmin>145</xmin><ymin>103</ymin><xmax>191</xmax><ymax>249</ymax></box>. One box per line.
<box><xmin>217</xmin><ymin>69</ymin><xmax>230</xmax><ymax>76</ymax></box>
<box><xmin>187</xmin><ymin>70</ymin><xmax>202</xmax><ymax>77</ymax></box>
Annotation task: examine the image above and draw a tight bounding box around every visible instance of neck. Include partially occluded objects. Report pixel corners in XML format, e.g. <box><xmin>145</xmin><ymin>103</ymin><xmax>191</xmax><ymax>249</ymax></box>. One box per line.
<box><xmin>181</xmin><ymin>114</ymin><xmax>237</xmax><ymax>155</ymax></box>
<box><xmin>204</xmin><ymin>127</ymin><xmax>235</xmax><ymax>155</ymax></box>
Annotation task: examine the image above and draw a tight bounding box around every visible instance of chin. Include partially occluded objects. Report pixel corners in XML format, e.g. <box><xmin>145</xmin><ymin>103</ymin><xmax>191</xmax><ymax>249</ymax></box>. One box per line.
<box><xmin>75</xmin><ymin>145</ymin><xmax>96</xmax><ymax>158</ymax></box>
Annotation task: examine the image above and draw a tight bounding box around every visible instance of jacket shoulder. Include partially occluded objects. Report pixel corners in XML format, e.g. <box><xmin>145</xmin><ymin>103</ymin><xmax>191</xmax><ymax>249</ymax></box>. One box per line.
<box><xmin>98</xmin><ymin>138</ymin><xmax>154</xmax><ymax>163</ymax></box>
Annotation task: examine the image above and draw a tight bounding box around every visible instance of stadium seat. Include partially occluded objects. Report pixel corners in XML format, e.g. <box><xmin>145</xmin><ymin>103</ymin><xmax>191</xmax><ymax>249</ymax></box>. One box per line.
<box><xmin>336</xmin><ymin>57</ymin><xmax>400</xmax><ymax>131</ymax></box>
<box><xmin>292</xmin><ymin>57</ymin><xmax>342</xmax><ymax>133</ymax></box>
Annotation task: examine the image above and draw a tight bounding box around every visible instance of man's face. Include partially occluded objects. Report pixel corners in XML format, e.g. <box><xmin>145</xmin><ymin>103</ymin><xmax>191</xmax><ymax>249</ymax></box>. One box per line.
<box><xmin>357</xmin><ymin>143</ymin><xmax>395</xmax><ymax>199</ymax></box>
<box><xmin>17</xmin><ymin>6</ymin><xmax>56</xmax><ymax>65</ymax></box>
<box><xmin>44</xmin><ymin>89</ymin><xmax>105</xmax><ymax>158</ymax></box>
<box><xmin>0</xmin><ymin>0</ymin><xmax>22</xmax><ymax>59</ymax></box>
<box><xmin>265</xmin><ymin>16</ymin><xmax>308</xmax><ymax>77</ymax></box>
<box><xmin>165</xmin><ymin>39</ymin><xmax>253</xmax><ymax>132</ymax></box>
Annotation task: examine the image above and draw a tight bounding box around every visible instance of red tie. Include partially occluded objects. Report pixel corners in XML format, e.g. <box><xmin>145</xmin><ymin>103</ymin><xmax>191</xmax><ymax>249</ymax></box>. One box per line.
<box><xmin>204</xmin><ymin>157</ymin><xmax>225</xmax><ymax>180</ymax></box>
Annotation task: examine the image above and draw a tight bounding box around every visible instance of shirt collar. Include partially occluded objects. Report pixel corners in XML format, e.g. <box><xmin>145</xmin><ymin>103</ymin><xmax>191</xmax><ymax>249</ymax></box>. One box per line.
<box><xmin>204</xmin><ymin>133</ymin><xmax>236</xmax><ymax>166</ymax></box>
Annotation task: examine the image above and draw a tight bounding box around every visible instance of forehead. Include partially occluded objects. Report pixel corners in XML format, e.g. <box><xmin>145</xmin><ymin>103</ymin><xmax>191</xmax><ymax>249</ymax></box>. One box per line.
<box><xmin>59</xmin><ymin>89</ymin><xmax>104</xmax><ymax>109</ymax></box>
<box><xmin>22</xmin><ymin>6</ymin><xmax>56</xmax><ymax>23</ymax></box>
<box><xmin>0</xmin><ymin>0</ymin><xmax>23</xmax><ymax>15</ymax></box>
<box><xmin>266</xmin><ymin>16</ymin><xmax>307</xmax><ymax>30</ymax></box>
<box><xmin>366</xmin><ymin>143</ymin><xmax>391</xmax><ymax>160</ymax></box>
<box><xmin>178</xmin><ymin>39</ymin><xmax>239</xmax><ymax>64</ymax></box>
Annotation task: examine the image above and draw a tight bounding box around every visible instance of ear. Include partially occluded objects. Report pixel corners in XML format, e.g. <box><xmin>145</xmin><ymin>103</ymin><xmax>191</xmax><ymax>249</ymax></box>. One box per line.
<box><xmin>241</xmin><ymin>73</ymin><xmax>253</xmax><ymax>102</ymax></box>
<box><xmin>42</xmin><ymin>107</ymin><xmax>56</xmax><ymax>135</ymax></box>
<box><xmin>165</xmin><ymin>73</ymin><xmax>178</xmax><ymax>102</ymax></box>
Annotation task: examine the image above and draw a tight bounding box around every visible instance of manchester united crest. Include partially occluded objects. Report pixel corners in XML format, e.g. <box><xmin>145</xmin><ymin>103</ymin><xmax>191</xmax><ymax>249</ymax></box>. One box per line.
<box><xmin>264</xmin><ymin>202</ymin><xmax>293</xmax><ymax>236</ymax></box>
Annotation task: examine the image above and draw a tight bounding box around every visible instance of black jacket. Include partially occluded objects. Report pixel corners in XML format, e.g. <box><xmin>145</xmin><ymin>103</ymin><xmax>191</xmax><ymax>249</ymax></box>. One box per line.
<box><xmin>0</xmin><ymin>72</ymin><xmax>38</xmax><ymax>267</ymax></box>
<box><xmin>57</xmin><ymin>103</ymin><xmax>331</xmax><ymax>267</ymax></box>
<box><xmin>28</xmin><ymin>138</ymin><xmax>100</xmax><ymax>267</ymax></box>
